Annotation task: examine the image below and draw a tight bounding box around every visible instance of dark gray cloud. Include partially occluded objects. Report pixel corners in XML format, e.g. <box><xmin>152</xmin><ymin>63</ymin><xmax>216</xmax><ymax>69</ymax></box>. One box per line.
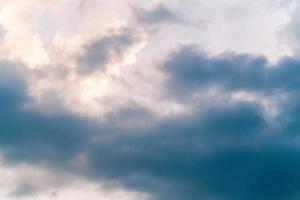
<box><xmin>78</xmin><ymin>28</ymin><xmax>143</xmax><ymax>74</ymax></box>
<box><xmin>133</xmin><ymin>4</ymin><xmax>179</xmax><ymax>25</ymax></box>
<box><xmin>132</xmin><ymin>4</ymin><xmax>207</xmax><ymax>30</ymax></box>
<box><xmin>2</xmin><ymin>45</ymin><xmax>300</xmax><ymax>200</ymax></box>
<box><xmin>163</xmin><ymin>46</ymin><xmax>300</xmax><ymax>99</ymax></box>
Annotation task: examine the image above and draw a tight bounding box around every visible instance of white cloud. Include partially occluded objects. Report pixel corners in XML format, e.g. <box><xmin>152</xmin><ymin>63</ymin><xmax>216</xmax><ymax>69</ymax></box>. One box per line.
<box><xmin>0</xmin><ymin>0</ymin><xmax>296</xmax><ymax>119</ymax></box>
<box><xmin>0</xmin><ymin>158</ymin><xmax>149</xmax><ymax>200</ymax></box>
<box><xmin>140</xmin><ymin>0</ymin><xmax>295</xmax><ymax>63</ymax></box>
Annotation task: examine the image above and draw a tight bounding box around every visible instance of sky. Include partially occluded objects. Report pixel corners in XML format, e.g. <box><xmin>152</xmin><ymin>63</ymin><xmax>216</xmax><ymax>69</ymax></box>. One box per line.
<box><xmin>1</xmin><ymin>0</ymin><xmax>300</xmax><ymax>199</ymax></box>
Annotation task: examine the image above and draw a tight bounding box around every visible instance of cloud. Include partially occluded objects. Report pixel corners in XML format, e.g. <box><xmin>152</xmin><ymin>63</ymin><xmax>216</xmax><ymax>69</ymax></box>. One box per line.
<box><xmin>162</xmin><ymin>46</ymin><xmax>300</xmax><ymax>100</ymax></box>
<box><xmin>133</xmin><ymin>4</ymin><xmax>179</xmax><ymax>25</ymax></box>
<box><xmin>78</xmin><ymin>27</ymin><xmax>146</xmax><ymax>75</ymax></box>
<box><xmin>0</xmin><ymin>159</ymin><xmax>146</xmax><ymax>200</ymax></box>
<box><xmin>132</xmin><ymin>3</ymin><xmax>207</xmax><ymax>31</ymax></box>
<box><xmin>1</xmin><ymin>1</ymin><xmax>300</xmax><ymax>200</ymax></box>
<box><xmin>2</xmin><ymin>44</ymin><xmax>300</xmax><ymax>200</ymax></box>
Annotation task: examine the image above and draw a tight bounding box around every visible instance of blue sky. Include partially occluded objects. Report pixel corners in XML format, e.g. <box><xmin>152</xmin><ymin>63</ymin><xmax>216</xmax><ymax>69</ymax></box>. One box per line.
<box><xmin>0</xmin><ymin>0</ymin><xmax>300</xmax><ymax>199</ymax></box>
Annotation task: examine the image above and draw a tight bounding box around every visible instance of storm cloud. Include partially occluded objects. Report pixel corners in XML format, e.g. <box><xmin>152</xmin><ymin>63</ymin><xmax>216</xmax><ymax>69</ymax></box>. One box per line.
<box><xmin>0</xmin><ymin>1</ymin><xmax>300</xmax><ymax>200</ymax></box>
<box><xmin>2</xmin><ymin>43</ymin><xmax>300</xmax><ymax>199</ymax></box>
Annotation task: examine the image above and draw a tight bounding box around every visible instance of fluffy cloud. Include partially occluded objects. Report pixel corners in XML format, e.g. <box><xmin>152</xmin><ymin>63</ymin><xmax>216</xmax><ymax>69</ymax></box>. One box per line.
<box><xmin>1</xmin><ymin>0</ymin><xmax>300</xmax><ymax>200</ymax></box>
<box><xmin>2</xmin><ymin>43</ymin><xmax>300</xmax><ymax>199</ymax></box>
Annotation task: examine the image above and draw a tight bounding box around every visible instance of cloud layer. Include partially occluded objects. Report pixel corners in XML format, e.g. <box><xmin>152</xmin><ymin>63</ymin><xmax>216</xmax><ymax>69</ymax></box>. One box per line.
<box><xmin>1</xmin><ymin>0</ymin><xmax>300</xmax><ymax>200</ymax></box>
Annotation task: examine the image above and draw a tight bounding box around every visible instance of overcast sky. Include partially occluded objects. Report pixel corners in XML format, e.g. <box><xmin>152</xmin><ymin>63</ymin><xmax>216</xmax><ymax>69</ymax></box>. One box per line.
<box><xmin>1</xmin><ymin>0</ymin><xmax>300</xmax><ymax>199</ymax></box>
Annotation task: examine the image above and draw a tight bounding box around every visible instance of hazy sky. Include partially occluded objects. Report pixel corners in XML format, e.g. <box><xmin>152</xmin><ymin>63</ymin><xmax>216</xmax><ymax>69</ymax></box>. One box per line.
<box><xmin>1</xmin><ymin>0</ymin><xmax>300</xmax><ymax>199</ymax></box>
